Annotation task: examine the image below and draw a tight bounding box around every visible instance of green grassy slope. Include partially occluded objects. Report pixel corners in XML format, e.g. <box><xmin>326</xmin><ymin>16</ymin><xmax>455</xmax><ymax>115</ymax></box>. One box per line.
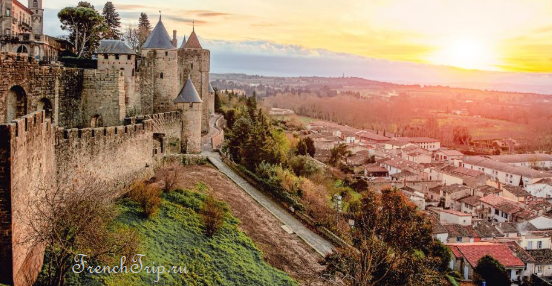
<box><xmin>74</xmin><ymin>190</ymin><xmax>297</xmax><ymax>286</ymax></box>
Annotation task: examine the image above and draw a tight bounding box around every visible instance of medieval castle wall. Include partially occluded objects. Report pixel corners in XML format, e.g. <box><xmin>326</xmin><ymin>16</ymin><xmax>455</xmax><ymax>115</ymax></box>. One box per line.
<box><xmin>0</xmin><ymin>109</ymin><xmax>183</xmax><ymax>285</ymax></box>
<box><xmin>81</xmin><ymin>69</ymin><xmax>126</xmax><ymax>127</ymax></box>
<box><xmin>0</xmin><ymin>111</ymin><xmax>56</xmax><ymax>286</ymax></box>
<box><xmin>97</xmin><ymin>54</ymin><xmax>137</xmax><ymax>114</ymax></box>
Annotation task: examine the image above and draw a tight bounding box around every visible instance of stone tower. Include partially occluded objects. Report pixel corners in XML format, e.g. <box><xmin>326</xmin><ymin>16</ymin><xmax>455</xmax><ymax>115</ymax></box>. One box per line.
<box><xmin>178</xmin><ymin>25</ymin><xmax>211</xmax><ymax>134</ymax></box>
<box><xmin>140</xmin><ymin>15</ymin><xmax>178</xmax><ymax>115</ymax></box>
<box><xmin>174</xmin><ymin>76</ymin><xmax>202</xmax><ymax>154</ymax></box>
<box><xmin>28</xmin><ymin>0</ymin><xmax>44</xmax><ymax>35</ymax></box>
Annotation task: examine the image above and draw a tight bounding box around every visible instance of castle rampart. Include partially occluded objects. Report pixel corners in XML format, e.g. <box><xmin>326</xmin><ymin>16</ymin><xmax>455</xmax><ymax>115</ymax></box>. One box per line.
<box><xmin>0</xmin><ymin>111</ymin><xmax>56</xmax><ymax>286</ymax></box>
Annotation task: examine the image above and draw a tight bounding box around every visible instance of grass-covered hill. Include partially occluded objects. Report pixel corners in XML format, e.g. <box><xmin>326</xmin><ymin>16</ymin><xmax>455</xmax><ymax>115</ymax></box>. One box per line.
<box><xmin>73</xmin><ymin>189</ymin><xmax>297</xmax><ymax>286</ymax></box>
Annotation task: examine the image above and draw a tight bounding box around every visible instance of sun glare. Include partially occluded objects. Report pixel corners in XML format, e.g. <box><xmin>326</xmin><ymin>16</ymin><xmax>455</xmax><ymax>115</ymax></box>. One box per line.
<box><xmin>427</xmin><ymin>37</ymin><xmax>501</xmax><ymax>71</ymax></box>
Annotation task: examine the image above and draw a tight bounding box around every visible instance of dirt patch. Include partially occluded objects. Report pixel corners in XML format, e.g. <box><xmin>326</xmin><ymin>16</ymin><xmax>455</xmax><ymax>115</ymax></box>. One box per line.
<box><xmin>155</xmin><ymin>164</ymin><xmax>338</xmax><ymax>286</ymax></box>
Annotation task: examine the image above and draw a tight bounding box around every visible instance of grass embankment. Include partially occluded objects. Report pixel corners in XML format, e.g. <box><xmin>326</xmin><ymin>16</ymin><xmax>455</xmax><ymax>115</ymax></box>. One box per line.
<box><xmin>76</xmin><ymin>189</ymin><xmax>297</xmax><ymax>286</ymax></box>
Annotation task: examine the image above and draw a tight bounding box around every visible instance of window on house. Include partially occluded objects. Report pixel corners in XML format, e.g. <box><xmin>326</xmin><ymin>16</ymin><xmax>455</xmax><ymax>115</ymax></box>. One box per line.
<box><xmin>6</xmin><ymin>8</ymin><xmax>11</xmax><ymax>17</ymax></box>
<box><xmin>537</xmin><ymin>241</ymin><xmax>543</xmax><ymax>249</ymax></box>
<box><xmin>495</xmin><ymin>209</ymin><xmax>499</xmax><ymax>215</ymax></box>
<box><xmin>528</xmin><ymin>241</ymin><xmax>533</xmax><ymax>250</ymax></box>
<box><xmin>456</xmin><ymin>237</ymin><xmax>462</xmax><ymax>243</ymax></box>
<box><xmin>537</xmin><ymin>266</ymin><xmax>543</xmax><ymax>273</ymax></box>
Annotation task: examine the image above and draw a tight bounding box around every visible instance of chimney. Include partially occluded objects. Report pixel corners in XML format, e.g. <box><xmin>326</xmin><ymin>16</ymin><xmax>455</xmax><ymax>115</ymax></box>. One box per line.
<box><xmin>172</xmin><ymin>30</ymin><xmax>178</xmax><ymax>47</ymax></box>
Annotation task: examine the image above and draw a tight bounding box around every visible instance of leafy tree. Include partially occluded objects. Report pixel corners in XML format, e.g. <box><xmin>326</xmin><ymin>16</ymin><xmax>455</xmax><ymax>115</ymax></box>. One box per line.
<box><xmin>138</xmin><ymin>13</ymin><xmax>152</xmax><ymax>50</ymax></box>
<box><xmin>296</xmin><ymin>139</ymin><xmax>308</xmax><ymax>156</ymax></box>
<box><xmin>329</xmin><ymin>143</ymin><xmax>351</xmax><ymax>167</ymax></box>
<box><xmin>453</xmin><ymin>126</ymin><xmax>472</xmax><ymax>145</ymax></box>
<box><xmin>296</xmin><ymin>137</ymin><xmax>316</xmax><ymax>157</ymax></box>
<box><xmin>58</xmin><ymin>5</ymin><xmax>107</xmax><ymax>58</ymax></box>
<box><xmin>323</xmin><ymin>189</ymin><xmax>448</xmax><ymax>286</ymax></box>
<box><xmin>101</xmin><ymin>2</ymin><xmax>121</xmax><ymax>39</ymax></box>
<box><xmin>304</xmin><ymin>137</ymin><xmax>316</xmax><ymax>157</ymax></box>
<box><xmin>474</xmin><ymin>255</ymin><xmax>511</xmax><ymax>286</ymax></box>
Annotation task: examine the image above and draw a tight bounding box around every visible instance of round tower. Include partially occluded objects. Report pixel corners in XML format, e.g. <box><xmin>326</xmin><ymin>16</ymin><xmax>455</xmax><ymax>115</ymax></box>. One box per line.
<box><xmin>178</xmin><ymin>24</ymin><xmax>211</xmax><ymax>134</ymax></box>
<box><xmin>140</xmin><ymin>14</ymin><xmax>178</xmax><ymax>114</ymax></box>
<box><xmin>174</xmin><ymin>76</ymin><xmax>202</xmax><ymax>154</ymax></box>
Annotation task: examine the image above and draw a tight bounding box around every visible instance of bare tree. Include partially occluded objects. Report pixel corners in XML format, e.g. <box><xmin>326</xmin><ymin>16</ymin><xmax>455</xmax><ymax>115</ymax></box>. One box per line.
<box><xmin>122</xmin><ymin>24</ymin><xmax>140</xmax><ymax>53</ymax></box>
<box><xmin>24</xmin><ymin>175</ymin><xmax>139</xmax><ymax>286</ymax></box>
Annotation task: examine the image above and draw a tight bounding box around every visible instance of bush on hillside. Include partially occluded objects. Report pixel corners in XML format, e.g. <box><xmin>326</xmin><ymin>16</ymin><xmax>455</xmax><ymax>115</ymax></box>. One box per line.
<box><xmin>128</xmin><ymin>181</ymin><xmax>162</xmax><ymax>218</ymax></box>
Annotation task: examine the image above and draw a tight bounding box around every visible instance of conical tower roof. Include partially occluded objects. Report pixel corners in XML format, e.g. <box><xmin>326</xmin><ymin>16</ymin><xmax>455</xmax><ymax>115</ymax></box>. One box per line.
<box><xmin>179</xmin><ymin>35</ymin><xmax>187</xmax><ymax>48</ymax></box>
<box><xmin>142</xmin><ymin>16</ymin><xmax>175</xmax><ymax>50</ymax></box>
<box><xmin>208</xmin><ymin>83</ymin><xmax>215</xmax><ymax>93</ymax></box>
<box><xmin>183</xmin><ymin>30</ymin><xmax>202</xmax><ymax>49</ymax></box>
<box><xmin>174</xmin><ymin>77</ymin><xmax>202</xmax><ymax>103</ymax></box>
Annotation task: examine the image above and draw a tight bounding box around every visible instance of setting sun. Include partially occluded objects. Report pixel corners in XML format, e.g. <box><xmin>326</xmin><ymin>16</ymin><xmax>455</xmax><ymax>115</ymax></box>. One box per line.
<box><xmin>427</xmin><ymin>37</ymin><xmax>501</xmax><ymax>71</ymax></box>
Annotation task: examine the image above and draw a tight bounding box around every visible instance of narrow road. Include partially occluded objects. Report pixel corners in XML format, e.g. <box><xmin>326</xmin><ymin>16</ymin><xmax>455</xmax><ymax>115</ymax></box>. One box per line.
<box><xmin>201</xmin><ymin>115</ymin><xmax>334</xmax><ymax>256</ymax></box>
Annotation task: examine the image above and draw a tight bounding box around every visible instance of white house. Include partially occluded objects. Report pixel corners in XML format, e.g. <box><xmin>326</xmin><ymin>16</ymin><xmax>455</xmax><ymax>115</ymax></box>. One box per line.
<box><xmin>479</xmin><ymin>195</ymin><xmax>523</xmax><ymax>223</ymax></box>
<box><xmin>489</xmin><ymin>154</ymin><xmax>552</xmax><ymax>169</ymax></box>
<box><xmin>434</xmin><ymin>149</ymin><xmax>464</xmax><ymax>163</ymax></box>
<box><xmin>439</xmin><ymin>209</ymin><xmax>473</xmax><ymax>226</ymax></box>
<box><xmin>526</xmin><ymin>178</ymin><xmax>552</xmax><ymax>201</ymax></box>
<box><xmin>461</xmin><ymin>156</ymin><xmax>552</xmax><ymax>187</ymax></box>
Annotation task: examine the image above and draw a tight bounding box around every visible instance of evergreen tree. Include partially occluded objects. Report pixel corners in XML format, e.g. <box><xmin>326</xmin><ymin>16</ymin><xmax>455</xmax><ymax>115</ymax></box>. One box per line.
<box><xmin>102</xmin><ymin>2</ymin><xmax>121</xmax><ymax>39</ymax></box>
<box><xmin>474</xmin><ymin>255</ymin><xmax>511</xmax><ymax>286</ymax></box>
<box><xmin>214</xmin><ymin>88</ymin><xmax>222</xmax><ymax>113</ymax></box>
<box><xmin>59</xmin><ymin>4</ymin><xmax>107</xmax><ymax>58</ymax></box>
<box><xmin>77</xmin><ymin>1</ymin><xmax>94</xmax><ymax>8</ymax></box>
<box><xmin>138</xmin><ymin>13</ymin><xmax>152</xmax><ymax>49</ymax></box>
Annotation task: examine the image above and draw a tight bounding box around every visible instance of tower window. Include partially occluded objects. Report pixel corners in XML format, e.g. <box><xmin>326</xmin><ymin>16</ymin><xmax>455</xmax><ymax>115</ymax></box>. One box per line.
<box><xmin>191</xmin><ymin>63</ymin><xmax>194</xmax><ymax>70</ymax></box>
<box><xmin>115</xmin><ymin>54</ymin><xmax>120</xmax><ymax>60</ymax></box>
<box><xmin>160</xmin><ymin>73</ymin><xmax>164</xmax><ymax>79</ymax></box>
<box><xmin>165</xmin><ymin>51</ymin><xmax>168</xmax><ymax>56</ymax></box>
<box><xmin>33</xmin><ymin>0</ymin><xmax>38</xmax><ymax>7</ymax></box>
<box><xmin>103</xmin><ymin>54</ymin><xmax>108</xmax><ymax>59</ymax></box>
<box><xmin>127</xmin><ymin>55</ymin><xmax>132</xmax><ymax>60</ymax></box>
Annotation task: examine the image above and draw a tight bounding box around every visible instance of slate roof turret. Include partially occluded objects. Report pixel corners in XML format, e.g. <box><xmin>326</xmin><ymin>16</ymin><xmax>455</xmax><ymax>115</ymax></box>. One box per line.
<box><xmin>142</xmin><ymin>15</ymin><xmax>176</xmax><ymax>50</ymax></box>
<box><xmin>174</xmin><ymin>77</ymin><xmax>202</xmax><ymax>104</ymax></box>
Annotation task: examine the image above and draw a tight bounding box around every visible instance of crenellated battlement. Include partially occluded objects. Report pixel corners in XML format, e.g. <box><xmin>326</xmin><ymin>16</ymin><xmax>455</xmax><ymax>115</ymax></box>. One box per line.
<box><xmin>55</xmin><ymin>120</ymin><xmax>154</xmax><ymax>147</ymax></box>
<box><xmin>0</xmin><ymin>110</ymin><xmax>54</xmax><ymax>139</ymax></box>
<box><xmin>124</xmin><ymin>110</ymin><xmax>181</xmax><ymax>125</ymax></box>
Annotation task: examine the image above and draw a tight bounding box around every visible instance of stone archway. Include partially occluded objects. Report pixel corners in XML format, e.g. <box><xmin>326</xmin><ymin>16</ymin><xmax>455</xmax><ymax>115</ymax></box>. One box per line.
<box><xmin>6</xmin><ymin>85</ymin><xmax>27</xmax><ymax>122</ymax></box>
<box><xmin>37</xmin><ymin>98</ymin><xmax>53</xmax><ymax>121</ymax></box>
<box><xmin>90</xmin><ymin>114</ymin><xmax>103</xmax><ymax>128</ymax></box>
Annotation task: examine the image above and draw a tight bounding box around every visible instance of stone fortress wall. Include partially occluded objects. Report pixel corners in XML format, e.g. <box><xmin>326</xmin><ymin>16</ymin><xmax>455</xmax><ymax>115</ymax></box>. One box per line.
<box><xmin>0</xmin><ymin>15</ymin><xmax>212</xmax><ymax>285</ymax></box>
<box><xmin>0</xmin><ymin>48</ymin><xmax>206</xmax><ymax>285</ymax></box>
<box><xmin>0</xmin><ymin>108</ymin><xmax>184</xmax><ymax>285</ymax></box>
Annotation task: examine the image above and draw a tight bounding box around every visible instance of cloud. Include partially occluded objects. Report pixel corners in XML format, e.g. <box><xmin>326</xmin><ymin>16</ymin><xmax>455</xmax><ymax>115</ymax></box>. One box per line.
<box><xmin>196</xmin><ymin>12</ymin><xmax>232</xmax><ymax>17</ymax></box>
<box><xmin>164</xmin><ymin>16</ymin><xmax>208</xmax><ymax>25</ymax></box>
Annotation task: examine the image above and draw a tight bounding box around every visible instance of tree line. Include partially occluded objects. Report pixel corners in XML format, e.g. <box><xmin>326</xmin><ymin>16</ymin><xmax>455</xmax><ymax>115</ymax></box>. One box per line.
<box><xmin>58</xmin><ymin>1</ymin><xmax>154</xmax><ymax>58</ymax></box>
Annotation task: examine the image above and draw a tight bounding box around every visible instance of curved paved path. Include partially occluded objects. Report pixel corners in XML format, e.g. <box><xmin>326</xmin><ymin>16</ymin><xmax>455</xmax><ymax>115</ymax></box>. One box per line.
<box><xmin>201</xmin><ymin>115</ymin><xmax>334</xmax><ymax>256</ymax></box>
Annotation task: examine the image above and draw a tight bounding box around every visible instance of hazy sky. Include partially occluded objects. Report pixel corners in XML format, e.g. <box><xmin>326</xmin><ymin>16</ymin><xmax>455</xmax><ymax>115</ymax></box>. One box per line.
<box><xmin>42</xmin><ymin>0</ymin><xmax>552</xmax><ymax>93</ymax></box>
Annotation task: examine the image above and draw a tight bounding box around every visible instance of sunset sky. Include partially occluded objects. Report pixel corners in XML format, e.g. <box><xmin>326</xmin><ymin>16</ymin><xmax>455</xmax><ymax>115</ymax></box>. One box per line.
<box><xmin>42</xmin><ymin>0</ymin><xmax>552</xmax><ymax>93</ymax></box>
